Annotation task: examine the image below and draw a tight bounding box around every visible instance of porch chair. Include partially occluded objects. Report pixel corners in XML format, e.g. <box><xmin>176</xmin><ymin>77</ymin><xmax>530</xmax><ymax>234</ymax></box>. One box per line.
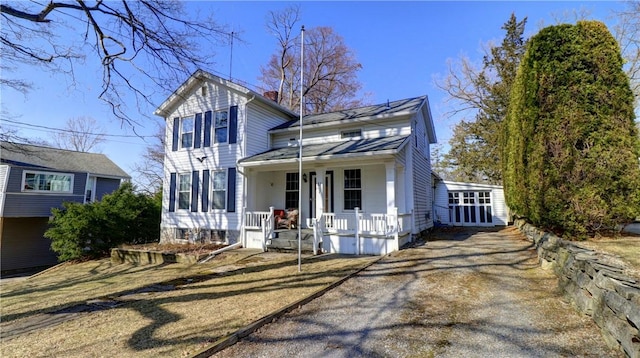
<box><xmin>276</xmin><ymin>208</ymin><xmax>299</xmax><ymax>229</ymax></box>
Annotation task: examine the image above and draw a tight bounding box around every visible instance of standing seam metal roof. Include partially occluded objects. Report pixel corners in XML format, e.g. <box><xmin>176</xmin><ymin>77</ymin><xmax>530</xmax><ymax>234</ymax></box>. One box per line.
<box><xmin>270</xmin><ymin>96</ymin><xmax>427</xmax><ymax>131</ymax></box>
<box><xmin>239</xmin><ymin>135</ymin><xmax>409</xmax><ymax>164</ymax></box>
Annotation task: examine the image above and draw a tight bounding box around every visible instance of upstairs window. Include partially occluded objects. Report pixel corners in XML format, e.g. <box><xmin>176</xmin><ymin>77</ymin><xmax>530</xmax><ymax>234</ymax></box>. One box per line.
<box><xmin>214</xmin><ymin>110</ymin><xmax>228</xmax><ymax>143</ymax></box>
<box><xmin>23</xmin><ymin>171</ymin><xmax>73</xmax><ymax>193</ymax></box>
<box><xmin>181</xmin><ymin>116</ymin><xmax>194</xmax><ymax>148</ymax></box>
<box><xmin>341</xmin><ymin>129</ymin><xmax>362</xmax><ymax>139</ymax></box>
<box><xmin>343</xmin><ymin>169</ymin><xmax>362</xmax><ymax>210</ymax></box>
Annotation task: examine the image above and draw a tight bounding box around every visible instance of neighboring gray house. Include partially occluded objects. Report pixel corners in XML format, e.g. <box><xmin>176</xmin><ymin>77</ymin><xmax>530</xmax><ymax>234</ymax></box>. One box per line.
<box><xmin>0</xmin><ymin>142</ymin><xmax>130</xmax><ymax>273</ymax></box>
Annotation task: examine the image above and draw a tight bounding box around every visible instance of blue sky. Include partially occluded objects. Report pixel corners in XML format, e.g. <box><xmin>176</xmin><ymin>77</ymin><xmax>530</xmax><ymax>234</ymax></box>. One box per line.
<box><xmin>1</xmin><ymin>1</ymin><xmax>628</xmax><ymax>185</ymax></box>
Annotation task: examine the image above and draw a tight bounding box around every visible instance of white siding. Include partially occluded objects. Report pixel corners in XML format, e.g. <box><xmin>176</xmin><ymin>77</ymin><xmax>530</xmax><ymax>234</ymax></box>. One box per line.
<box><xmin>246</xmin><ymin>103</ymin><xmax>293</xmax><ymax>156</ymax></box>
<box><xmin>411</xmin><ymin>111</ymin><xmax>434</xmax><ymax>232</ymax></box>
<box><xmin>271</xmin><ymin>118</ymin><xmax>411</xmax><ymax>148</ymax></box>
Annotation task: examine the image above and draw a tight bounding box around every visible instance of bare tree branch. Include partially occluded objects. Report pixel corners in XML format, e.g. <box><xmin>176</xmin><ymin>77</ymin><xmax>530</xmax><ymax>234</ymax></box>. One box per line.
<box><xmin>1</xmin><ymin>1</ymin><xmax>231</xmax><ymax>129</ymax></box>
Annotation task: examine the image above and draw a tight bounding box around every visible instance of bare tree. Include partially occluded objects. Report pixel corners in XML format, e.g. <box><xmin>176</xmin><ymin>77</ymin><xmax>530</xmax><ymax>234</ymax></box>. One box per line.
<box><xmin>52</xmin><ymin>116</ymin><xmax>106</xmax><ymax>152</ymax></box>
<box><xmin>132</xmin><ymin>124</ymin><xmax>165</xmax><ymax>195</ymax></box>
<box><xmin>1</xmin><ymin>1</ymin><xmax>230</xmax><ymax>127</ymax></box>
<box><xmin>259</xmin><ymin>8</ymin><xmax>365</xmax><ymax>114</ymax></box>
<box><xmin>612</xmin><ymin>1</ymin><xmax>640</xmax><ymax>108</ymax></box>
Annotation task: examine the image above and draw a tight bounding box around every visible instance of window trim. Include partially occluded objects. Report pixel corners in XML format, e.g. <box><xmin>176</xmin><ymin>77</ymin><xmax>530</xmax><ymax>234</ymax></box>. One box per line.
<box><xmin>213</xmin><ymin>109</ymin><xmax>228</xmax><ymax>144</ymax></box>
<box><xmin>22</xmin><ymin>170</ymin><xmax>74</xmax><ymax>194</ymax></box>
<box><xmin>180</xmin><ymin>116</ymin><xmax>195</xmax><ymax>149</ymax></box>
<box><xmin>211</xmin><ymin>169</ymin><xmax>227</xmax><ymax>211</ymax></box>
<box><xmin>177</xmin><ymin>172</ymin><xmax>191</xmax><ymax>210</ymax></box>
<box><xmin>285</xmin><ymin>172</ymin><xmax>299</xmax><ymax>210</ymax></box>
<box><xmin>343</xmin><ymin>168</ymin><xmax>362</xmax><ymax>211</ymax></box>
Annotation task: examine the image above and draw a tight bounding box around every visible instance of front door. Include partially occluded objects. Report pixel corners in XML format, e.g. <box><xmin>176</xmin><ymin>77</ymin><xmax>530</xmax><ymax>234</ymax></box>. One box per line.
<box><xmin>310</xmin><ymin>171</ymin><xmax>334</xmax><ymax>219</ymax></box>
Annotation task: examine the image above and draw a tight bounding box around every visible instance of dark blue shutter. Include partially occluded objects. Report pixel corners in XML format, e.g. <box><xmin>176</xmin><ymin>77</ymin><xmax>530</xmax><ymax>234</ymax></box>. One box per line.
<box><xmin>227</xmin><ymin>167</ymin><xmax>236</xmax><ymax>212</ymax></box>
<box><xmin>201</xmin><ymin>170</ymin><xmax>210</xmax><ymax>212</ymax></box>
<box><xmin>229</xmin><ymin>106</ymin><xmax>238</xmax><ymax>144</ymax></box>
<box><xmin>191</xmin><ymin>171</ymin><xmax>199</xmax><ymax>212</ymax></box>
<box><xmin>172</xmin><ymin>118</ymin><xmax>180</xmax><ymax>151</ymax></box>
<box><xmin>203</xmin><ymin>111</ymin><xmax>212</xmax><ymax>147</ymax></box>
<box><xmin>194</xmin><ymin>113</ymin><xmax>203</xmax><ymax>148</ymax></box>
<box><xmin>169</xmin><ymin>173</ymin><xmax>177</xmax><ymax>212</ymax></box>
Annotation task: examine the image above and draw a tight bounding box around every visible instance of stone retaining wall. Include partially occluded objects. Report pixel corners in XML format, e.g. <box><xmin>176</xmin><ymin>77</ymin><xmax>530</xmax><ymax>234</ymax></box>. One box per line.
<box><xmin>516</xmin><ymin>219</ymin><xmax>640</xmax><ymax>358</ymax></box>
<box><xmin>110</xmin><ymin>248</ymin><xmax>207</xmax><ymax>265</ymax></box>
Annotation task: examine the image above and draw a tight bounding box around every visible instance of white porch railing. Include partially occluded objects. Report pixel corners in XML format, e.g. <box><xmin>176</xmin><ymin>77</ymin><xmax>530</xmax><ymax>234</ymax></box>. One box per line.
<box><xmin>322</xmin><ymin>208</ymin><xmax>410</xmax><ymax>236</ymax></box>
<box><xmin>245</xmin><ymin>211</ymin><xmax>271</xmax><ymax>229</ymax></box>
<box><xmin>244</xmin><ymin>207</ymin><xmax>412</xmax><ymax>254</ymax></box>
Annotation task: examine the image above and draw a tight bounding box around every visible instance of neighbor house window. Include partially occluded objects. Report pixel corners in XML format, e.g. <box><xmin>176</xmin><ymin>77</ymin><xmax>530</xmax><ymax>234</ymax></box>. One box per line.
<box><xmin>23</xmin><ymin>171</ymin><xmax>73</xmax><ymax>193</ymax></box>
<box><xmin>178</xmin><ymin>173</ymin><xmax>191</xmax><ymax>210</ymax></box>
<box><xmin>181</xmin><ymin>116</ymin><xmax>194</xmax><ymax>148</ymax></box>
<box><xmin>214</xmin><ymin>110</ymin><xmax>228</xmax><ymax>143</ymax></box>
<box><xmin>343</xmin><ymin>169</ymin><xmax>361</xmax><ymax>210</ymax></box>
<box><xmin>285</xmin><ymin>173</ymin><xmax>299</xmax><ymax>209</ymax></box>
<box><xmin>212</xmin><ymin>170</ymin><xmax>227</xmax><ymax>210</ymax></box>
<box><xmin>341</xmin><ymin>129</ymin><xmax>362</xmax><ymax>139</ymax></box>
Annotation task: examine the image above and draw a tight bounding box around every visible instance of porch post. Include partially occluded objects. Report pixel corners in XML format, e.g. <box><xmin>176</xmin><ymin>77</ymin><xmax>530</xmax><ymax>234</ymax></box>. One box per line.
<box><xmin>315</xmin><ymin>168</ymin><xmax>326</xmax><ymax>221</ymax></box>
<box><xmin>354</xmin><ymin>207</ymin><xmax>360</xmax><ymax>255</ymax></box>
<box><xmin>246</xmin><ymin>169</ymin><xmax>257</xmax><ymax>210</ymax></box>
<box><xmin>385</xmin><ymin>162</ymin><xmax>396</xmax><ymax>215</ymax></box>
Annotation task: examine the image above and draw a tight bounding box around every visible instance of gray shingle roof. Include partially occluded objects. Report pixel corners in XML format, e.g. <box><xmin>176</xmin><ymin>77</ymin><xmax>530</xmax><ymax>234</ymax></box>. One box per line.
<box><xmin>239</xmin><ymin>135</ymin><xmax>409</xmax><ymax>165</ymax></box>
<box><xmin>0</xmin><ymin>142</ymin><xmax>130</xmax><ymax>178</ymax></box>
<box><xmin>270</xmin><ymin>96</ymin><xmax>427</xmax><ymax>131</ymax></box>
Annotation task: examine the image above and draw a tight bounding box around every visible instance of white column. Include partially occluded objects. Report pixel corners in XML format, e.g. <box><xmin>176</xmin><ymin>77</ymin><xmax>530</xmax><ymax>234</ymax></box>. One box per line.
<box><xmin>246</xmin><ymin>169</ymin><xmax>257</xmax><ymax>211</ymax></box>
<box><xmin>385</xmin><ymin>162</ymin><xmax>396</xmax><ymax>215</ymax></box>
<box><xmin>315</xmin><ymin>167</ymin><xmax>326</xmax><ymax>221</ymax></box>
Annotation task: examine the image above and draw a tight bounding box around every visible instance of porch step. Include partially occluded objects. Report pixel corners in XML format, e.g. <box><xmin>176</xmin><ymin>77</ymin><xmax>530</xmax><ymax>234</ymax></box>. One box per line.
<box><xmin>267</xmin><ymin>229</ymin><xmax>316</xmax><ymax>252</ymax></box>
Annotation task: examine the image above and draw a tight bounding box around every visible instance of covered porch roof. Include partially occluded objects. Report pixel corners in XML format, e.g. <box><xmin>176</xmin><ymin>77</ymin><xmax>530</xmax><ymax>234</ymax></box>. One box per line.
<box><xmin>238</xmin><ymin>135</ymin><xmax>409</xmax><ymax>168</ymax></box>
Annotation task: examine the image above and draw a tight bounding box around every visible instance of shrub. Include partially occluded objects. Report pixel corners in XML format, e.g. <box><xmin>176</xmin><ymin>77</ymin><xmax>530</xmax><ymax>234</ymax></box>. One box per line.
<box><xmin>503</xmin><ymin>21</ymin><xmax>640</xmax><ymax>239</ymax></box>
<box><xmin>45</xmin><ymin>182</ymin><xmax>161</xmax><ymax>261</ymax></box>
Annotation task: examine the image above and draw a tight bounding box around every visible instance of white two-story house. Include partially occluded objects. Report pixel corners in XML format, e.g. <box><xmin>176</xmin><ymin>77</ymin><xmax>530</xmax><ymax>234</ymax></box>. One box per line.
<box><xmin>156</xmin><ymin>70</ymin><xmax>436</xmax><ymax>255</ymax></box>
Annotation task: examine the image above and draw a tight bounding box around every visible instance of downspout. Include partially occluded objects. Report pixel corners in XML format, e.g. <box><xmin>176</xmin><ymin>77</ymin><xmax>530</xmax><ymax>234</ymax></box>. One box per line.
<box><xmin>238</xmin><ymin>94</ymin><xmax>256</xmax><ymax>249</ymax></box>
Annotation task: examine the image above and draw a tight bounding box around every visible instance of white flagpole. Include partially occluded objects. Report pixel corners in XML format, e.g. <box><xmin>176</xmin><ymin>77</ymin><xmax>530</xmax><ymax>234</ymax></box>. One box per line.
<box><xmin>298</xmin><ymin>25</ymin><xmax>305</xmax><ymax>272</ymax></box>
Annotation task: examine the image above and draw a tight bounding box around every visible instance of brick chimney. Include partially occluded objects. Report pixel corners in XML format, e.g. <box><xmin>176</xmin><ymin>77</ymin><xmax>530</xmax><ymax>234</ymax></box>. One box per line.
<box><xmin>263</xmin><ymin>91</ymin><xmax>279</xmax><ymax>103</ymax></box>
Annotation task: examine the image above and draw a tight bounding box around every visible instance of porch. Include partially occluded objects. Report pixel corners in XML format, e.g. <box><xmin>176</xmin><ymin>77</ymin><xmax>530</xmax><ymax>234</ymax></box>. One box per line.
<box><xmin>243</xmin><ymin>207</ymin><xmax>413</xmax><ymax>255</ymax></box>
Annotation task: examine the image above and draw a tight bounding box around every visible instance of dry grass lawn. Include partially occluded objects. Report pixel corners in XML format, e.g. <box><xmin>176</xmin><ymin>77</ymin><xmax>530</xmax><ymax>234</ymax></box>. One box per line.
<box><xmin>578</xmin><ymin>235</ymin><xmax>640</xmax><ymax>278</ymax></box>
<box><xmin>0</xmin><ymin>249</ymin><xmax>377</xmax><ymax>357</ymax></box>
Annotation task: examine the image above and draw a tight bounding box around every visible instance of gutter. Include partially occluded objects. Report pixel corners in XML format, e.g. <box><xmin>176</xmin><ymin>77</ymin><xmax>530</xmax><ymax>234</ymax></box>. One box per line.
<box><xmin>198</xmin><ymin>242</ymin><xmax>243</xmax><ymax>263</ymax></box>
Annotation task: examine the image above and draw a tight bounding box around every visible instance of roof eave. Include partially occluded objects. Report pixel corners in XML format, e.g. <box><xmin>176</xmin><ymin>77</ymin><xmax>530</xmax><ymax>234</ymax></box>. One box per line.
<box><xmin>154</xmin><ymin>69</ymin><xmax>298</xmax><ymax>118</ymax></box>
<box><xmin>238</xmin><ymin>148</ymin><xmax>401</xmax><ymax>168</ymax></box>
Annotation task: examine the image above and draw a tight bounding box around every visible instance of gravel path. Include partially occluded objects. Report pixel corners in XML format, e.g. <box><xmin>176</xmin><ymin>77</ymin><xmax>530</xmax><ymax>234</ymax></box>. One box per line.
<box><xmin>213</xmin><ymin>227</ymin><xmax>622</xmax><ymax>358</ymax></box>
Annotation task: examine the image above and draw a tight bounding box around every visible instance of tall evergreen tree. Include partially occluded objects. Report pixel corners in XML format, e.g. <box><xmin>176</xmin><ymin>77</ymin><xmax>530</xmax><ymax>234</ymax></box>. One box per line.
<box><xmin>439</xmin><ymin>14</ymin><xmax>527</xmax><ymax>184</ymax></box>
<box><xmin>503</xmin><ymin>21</ymin><xmax>640</xmax><ymax>238</ymax></box>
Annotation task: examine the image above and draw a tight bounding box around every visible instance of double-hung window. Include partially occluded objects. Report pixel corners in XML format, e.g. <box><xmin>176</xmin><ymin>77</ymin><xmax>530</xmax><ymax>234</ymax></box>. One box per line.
<box><xmin>212</xmin><ymin>170</ymin><xmax>227</xmax><ymax>210</ymax></box>
<box><xmin>181</xmin><ymin>116</ymin><xmax>194</xmax><ymax>148</ymax></box>
<box><xmin>343</xmin><ymin>169</ymin><xmax>362</xmax><ymax>210</ymax></box>
<box><xmin>178</xmin><ymin>173</ymin><xmax>191</xmax><ymax>210</ymax></box>
<box><xmin>23</xmin><ymin>171</ymin><xmax>73</xmax><ymax>193</ymax></box>
<box><xmin>285</xmin><ymin>173</ymin><xmax>299</xmax><ymax>209</ymax></box>
<box><xmin>214</xmin><ymin>110</ymin><xmax>228</xmax><ymax>143</ymax></box>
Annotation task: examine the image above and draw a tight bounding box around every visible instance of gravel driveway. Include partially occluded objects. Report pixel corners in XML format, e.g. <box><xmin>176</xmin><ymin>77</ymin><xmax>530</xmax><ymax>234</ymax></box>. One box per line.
<box><xmin>213</xmin><ymin>227</ymin><xmax>622</xmax><ymax>358</ymax></box>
